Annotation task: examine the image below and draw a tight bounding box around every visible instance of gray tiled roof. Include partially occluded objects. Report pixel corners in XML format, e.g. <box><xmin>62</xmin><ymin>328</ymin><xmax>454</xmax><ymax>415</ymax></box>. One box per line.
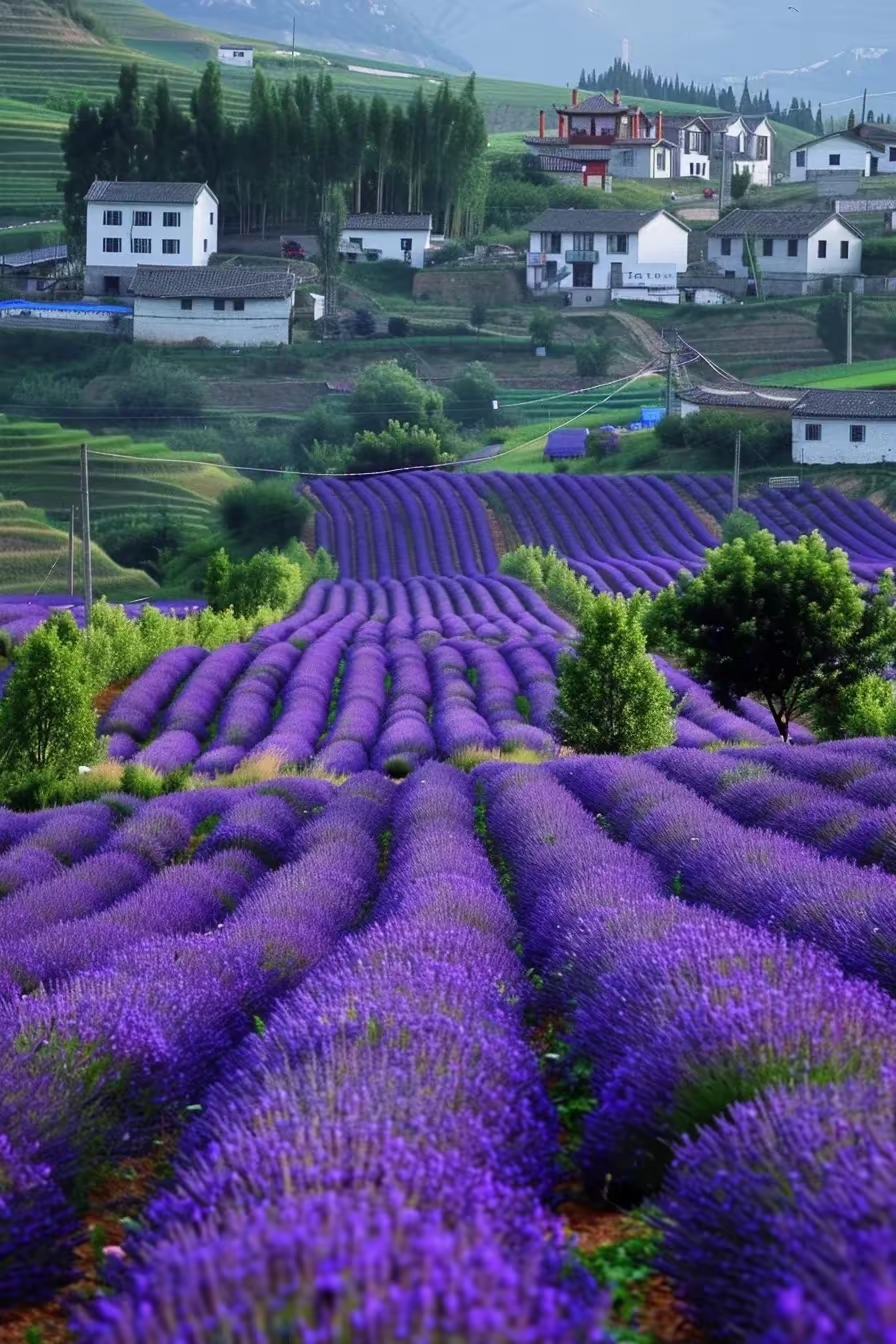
<box><xmin>85</xmin><ymin>181</ymin><xmax>217</xmax><ymax>205</ymax></box>
<box><xmin>708</xmin><ymin>208</ymin><xmax>862</xmax><ymax>238</ymax></box>
<box><xmin>558</xmin><ymin>93</ymin><xmax>632</xmax><ymax>114</ymax></box>
<box><xmin>682</xmin><ymin>384</ymin><xmax>805</xmax><ymax>410</ymax></box>
<box><xmin>128</xmin><ymin>266</ymin><xmax>295</xmax><ymax>300</ymax></box>
<box><xmin>535</xmin><ymin>155</ymin><xmax>595</xmax><ymax>172</ymax></box>
<box><xmin>344</xmin><ymin>214</ymin><xmax>432</xmax><ymax>231</ymax></box>
<box><xmin>0</xmin><ymin>244</ymin><xmax>67</xmax><ymax>269</ymax></box>
<box><xmin>526</xmin><ymin>207</ymin><xmax>687</xmax><ymax>233</ymax></box>
<box><xmin>794</xmin><ymin>388</ymin><xmax>896</xmax><ymax>419</ymax></box>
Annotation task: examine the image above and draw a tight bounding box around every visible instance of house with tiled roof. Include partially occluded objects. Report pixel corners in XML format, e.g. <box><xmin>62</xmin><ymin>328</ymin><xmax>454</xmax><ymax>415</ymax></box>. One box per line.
<box><xmin>699</xmin><ymin>114</ymin><xmax>774</xmax><ymax>187</ymax></box>
<box><xmin>128</xmin><ymin>265</ymin><xmax>295</xmax><ymax>346</ymax></box>
<box><xmin>789</xmin><ymin>123</ymin><xmax>896</xmax><ymax>182</ymax></box>
<box><xmin>84</xmin><ymin>181</ymin><xmax>219</xmax><ymax>297</ymax></box>
<box><xmin>793</xmin><ymin>389</ymin><xmax>896</xmax><ymax>464</ymax></box>
<box><xmin>707</xmin><ymin>209</ymin><xmax>863</xmax><ymax>283</ymax></box>
<box><xmin>340</xmin><ymin>214</ymin><xmax>433</xmax><ymax>269</ymax></box>
<box><xmin>523</xmin><ymin>88</ymin><xmax>674</xmax><ymax>184</ymax></box>
<box><xmin>526</xmin><ymin>207</ymin><xmax>689</xmax><ymax>305</ymax></box>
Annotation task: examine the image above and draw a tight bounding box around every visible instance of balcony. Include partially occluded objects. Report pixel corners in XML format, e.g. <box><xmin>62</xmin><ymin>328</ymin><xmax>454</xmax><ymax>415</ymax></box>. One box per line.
<box><xmin>566</xmin><ymin>249</ymin><xmax>599</xmax><ymax>264</ymax></box>
<box><xmin>527</xmin><ymin>252</ymin><xmax>547</xmax><ymax>266</ymax></box>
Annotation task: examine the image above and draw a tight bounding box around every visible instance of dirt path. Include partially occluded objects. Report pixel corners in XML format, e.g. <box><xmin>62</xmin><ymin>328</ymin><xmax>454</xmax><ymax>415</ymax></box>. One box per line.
<box><xmin>610</xmin><ymin>310</ymin><xmax>668</xmax><ymax>363</ymax></box>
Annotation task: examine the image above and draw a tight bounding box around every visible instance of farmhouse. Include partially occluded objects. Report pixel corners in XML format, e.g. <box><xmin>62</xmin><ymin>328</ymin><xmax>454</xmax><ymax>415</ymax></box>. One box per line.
<box><xmin>792</xmin><ymin>388</ymin><xmax>896</xmax><ymax>465</ymax></box>
<box><xmin>84</xmin><ymin>181</ymin><xmax>219</xmax><ymax>297</ymax></box>
<box><xmin>128</xmin><ymin>265</ymin><xmax>295</xmax><ymax>346</ymax></box>
<box><xmin>340</xmin><ymin>215</ymin><xmax>433</xmax><ymax>269</ymax></box>
<box><xmin>526</xmin><ymin>208</ymin><xmax>689</xmax><ymax>305</ymax></box>
<box><xmin>790</xmin><ymin>123</ymin><xmax>896</xmax><ymax>181</ymax></box>
<box><xmin>217</xmin><ymin>45</ymin><xmax>254</xmax><ymax>67</ymax></box>
<box><xmin>523</xmin><ymin>90</ymin><xmax>673</xmax><ymax>185</ymax></box>
<box><xmin>706</xmin><ymin>210</ymin><xmax>863</xmax><ymax>285</ymax></box>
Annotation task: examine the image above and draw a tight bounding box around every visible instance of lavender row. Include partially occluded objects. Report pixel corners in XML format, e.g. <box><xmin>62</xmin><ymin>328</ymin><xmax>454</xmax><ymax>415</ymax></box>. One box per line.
<box><xmin>478</xmin><ymin>761</ymin><xmax>896</xmax><ymax>1340</ymax></box>
<box><xmin>550</xmin><ymin>753</ymin><xmax>896</xmax><ymax>996</ymax></box>
<box><xmin>0</xmin><ymin>598</ymin><xmax>204</xmax><ymax>645</ymax></box>
<box><xmin>0</xmin><ymin>775</ymin><xmax>390</xmax><ymax>1303</ymax></box>
<box><xmin>79</xmin><ymin>766</ymin><xmax>608</xmax><ymax>1343</ymax></box>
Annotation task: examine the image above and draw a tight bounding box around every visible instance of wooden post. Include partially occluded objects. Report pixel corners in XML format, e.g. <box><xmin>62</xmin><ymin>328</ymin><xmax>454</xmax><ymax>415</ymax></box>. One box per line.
<box><xmin>68</xmin><ymin>505</ymin><xmax>75</xmax><ymax>596</ymax></box>
<box><xmin>80</xmin><ymin>443</ymin><xmax>93</xmax><ymax>625</ymax></box>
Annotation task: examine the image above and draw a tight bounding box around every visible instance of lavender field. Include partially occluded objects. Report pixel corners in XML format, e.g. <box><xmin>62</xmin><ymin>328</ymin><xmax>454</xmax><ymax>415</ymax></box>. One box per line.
<box><xmin>4</xmin><ymin>468</ymin><xmax>896</xmax><ymax>1341</ymax></box>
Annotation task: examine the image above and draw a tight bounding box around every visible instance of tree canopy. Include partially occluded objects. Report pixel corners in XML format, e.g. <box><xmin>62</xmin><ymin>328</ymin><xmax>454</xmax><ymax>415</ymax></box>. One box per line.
<box><xmin>649</xmin><ymin>529</ymin><xmax>896</xmax><ymax>741</ymax></box>
<box><xmin>349</xmin><ymin>361</ymin><xmax>443</xmax><ymax>434</ymax></box>
<box><xmin>0</xmin><ymin>621</ymin><xmax>98</xmax><ymax>776</ymax></box>
<box><xmin>348</xmin><ymin>421</ymin><xmax>446</xmax><ymax>474</ymax></box>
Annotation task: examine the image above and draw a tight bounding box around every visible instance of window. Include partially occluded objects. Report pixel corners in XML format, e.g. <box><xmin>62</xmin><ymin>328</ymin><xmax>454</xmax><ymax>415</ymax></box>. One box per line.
<box><xmin>102</xmin><ymin>237</ymin><xmax>122</xmax><ymax>253</ymax></box>
<box><xmin>548</xmin><ymin>232</ymin><xmax>562</xmax><ymax>253</ymax></box>
<box><xmin>720</xmin><ymin>237</ymin><xmax>732</xmax><ymax>256</ymax></box>
<box><xmin>757</xmin><ymin>135</ymin><xmax>769</xmax><ymax>159</ymax></box>
<box><xmin>850</xmin><ymin>424</ymin><xmax>866</xmax><ymax>443</ymax></box>
<box><xmin>162</xmin><ymin>239</ymin><xmax>180</xmax><ymax>255</ymax></box>
<box><xmin>203</xmin><ymin>239</ymin><xmax>208</xmax><ymax>253</ymax></box>
<box><xmin>573</xmin><ymin>232</ymin><xmax>594</xmax><ymax>250</ymax></box>
<box><xmin>102</xmin><ymin>209</ymin><xmax>122</xmax><ymax>226</ymax></box>
<box><xmin>233</xmin><ymin>298</ymin><xmax>245</xmax><ymax>311</ymax></box>
<box><xmin>180</xmin><ymin>299</ymin><xmax>193</xmax><ymax>311</ymax></box>
<box><xmin>818</xmin><ymin>239</ymin><xmax>827</xmax><ymax>258</ymax></box>
<box><xmin>795</xmin><ymin>149</ymin><xmax>806</xmax><ymax>167</ymax></box>
<box><xmin>349</xmin><ymin>237</ymin><xmax>364</xmax><ymax>249</ymax></box>
<box><xmin>762</xmin><ymin>238</ymin><xmax>774</xmax><ymax>256</ymax></box>
<box><xmin>805</xmin><ymin>423</ymin><xmax>822</xmax><ymax>441</ymax></box>
<box><xmin>829</xmin><ymin>154</ymin><xmax>840</xmax><ymax>166</ymax></box>
<box><xmin>841</xmin><ymin>240</ymin><xmax>850</xmax><ymax>259</ymax></box>
<box><xmin>787</xmin><ymin>238</ymin><xmax>798</xmax><ymax>257</ymax></box>
<box><xmin>724</xmin><ymin>270</ymin><xmax>736</xmax><ymax>278</ymax></box>
<box><xmin>133</xmin><ymin>210</ymin><xmax>152</xmax><ymax>227</ymax></box>
<box><xmin>210</xmin><ymin>212</ymin><xmax>215</xmax><ymax>225</ymax></box>
<box><xmin>621</xmin><ymin>150</ymin><xmax>634</xmax><ymax>165</ymax></box>
<box><xmin>607</xmin><ymin>234</ymin><xmax>628</xmax><ymax>254</ymax></box>
<box><xmin>400</xmin><ymin>237</ymin><xmax>412</xmax><ymax>251</ymax></box>
<box><xmin>213</xmin><ymin>299</ymin><xmax>226</xmax><ymax>311</ymax></box>
<box><xmin>890</xmin><ymin>147</ymin><xmax>896</xmax><ymax>162</ymax></box>
<box><xmin>162</xmin><ymin>211</ymin><xmax>181</xmax><ymax>228</ymax></box>
<box><xmin>132</xmin><ymin>237</ymin><xmax>151</xmax><ymax>254</ymax></box>
<box><xmin>656</xmin><ymin>150</ymin><xmax>666</xmax><ymax>170</ymax></box>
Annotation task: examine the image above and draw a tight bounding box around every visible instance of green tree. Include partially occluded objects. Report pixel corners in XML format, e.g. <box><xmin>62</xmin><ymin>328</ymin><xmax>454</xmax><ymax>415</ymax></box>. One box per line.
<box><xmin>0</xmin><ymin>623</ymin><xmax>98</xmax><ymax>775</ymax></box>
<box><xmin>729</xmin><ymin>166</ymin><xmax>751</xmax><ymax>200</ymax></box>
<box><xmin>529</xmin><ymin>310</ymin><xmax>556</xmax><ymax>349</ymax></box>
<box><xmin>110</xmin><ymin>354</ymin><xmax>204</xmax><ymax>425</ymax></box>
<box><xmin>349</xmin><ymin>361</ymin><xmax>443</xmax><ymax>434</ymax></box>
<box><xmin>223</xmin><ymin>550</ymin><xmax>305</xmax><ymax>617</ymax></box>
<box><xmin>552</xmin><ymin>593</ymin><xmax>675</xmax><ymax>754</ymax></box>
<box><xmin>387</xmin><ymin>315</ymin><xmax>411</xmax><ymax>337</ymax></box>
<box><xmin>348</xmin><ymin>420</ymin><xmax>446</xmax><ymax>473</ymax></box>
<box><xmin>817</xmin><ymin>294</ymin><xmax>849</xmax><ymax>363</ymax></box>
<box><xmin>218</xmin><ymin>480</ymin><xmax>311</xmax><ymax>552</ymax></box>
<box><xmin>318</xmin><ymin>182</ymin><xmax>348</xmax><ymax>324</ymax></box>
<box><xmin>471</xmin><ymin>302</ymin><xmax>488</xmax><ymax>332</ymax></box>
<box><xmin>446</xmin><ymin>361</ymin><xmax>498</xmax><ymax>427</ymax></box>
<box><xmin>204</xmin><ymin>547</ymin><xmax>232</xmax><ymax>612</ymax></box>
<box><xmin>653</xmin><ymin>530</ymin><xmax>896</xmax><ymax>741</ymax></box>
<box><xmin>354</xmin><ymin>308</ymin><xmax>377</xmax><ymax>337</ymax></box>
<box><xmin>574</xmin><ymin>338</ymin><xmax>611</xmax><ymax>379</ymax></box>
<box><xmin>290</xmin><ymin>402</ymin><xmax>354</xmax><ymax>470</ymax></box>
<box><xmin>721</xmin><ymin>508</ymin><xmax>759</xmax><ymax>543</ymax></box>
<box><xmin>813</xmin><ymin>674</ymin><xmax>896</xmax><ymax>741</ymax></box>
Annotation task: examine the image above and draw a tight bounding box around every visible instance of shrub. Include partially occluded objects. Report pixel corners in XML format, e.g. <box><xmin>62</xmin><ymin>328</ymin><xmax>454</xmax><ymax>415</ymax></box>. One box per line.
<box><xmin>722</xmin><ymin>508</ymin><xmax>759</xmax><ymax>543</ymax></box>
<box><xmin>349</xmin><ymin>361</ymin><xmax>443</xmax><ymax>434</ymax></box>
<box><xmin>0</xmin><ymin>622</ymin><xmax>99</xmax><ymax>776</ymax></box>
<box><xmin>387</xmin><ymin>316</ymin><xmax>411</xmax><ymax>337</ymax></box>
<box><xmin>347</xmin><ymin>420</ymin><xmax>449</xmax><ymax>474</ymax></box>
<box><xmin>445</xmin><ymin>362</ymin><xmax>499</xmax><ymax>428</ymax></box>
<box><xmin>353</xmin><ymin>308</ymin><xmax>377</xmax><ymax>338</ymax></box>
<box><xmin>574</xmin><ymin>339</ymin><xmax>610</xmax><ymax>379</ymax></box>
<box><xmin>529</xmin><ymin>311</ymin><xmax>556</xmax><ymax>349</ymax></box>
<box><xmin>218</xmin><ymin>480</ymin><xmax>312</xmax><ymax>553</ymax></box>
<box><xmin>109</xmin><ymin>353</ymin><xmax>204</xmax><ymax>424</ymax></box>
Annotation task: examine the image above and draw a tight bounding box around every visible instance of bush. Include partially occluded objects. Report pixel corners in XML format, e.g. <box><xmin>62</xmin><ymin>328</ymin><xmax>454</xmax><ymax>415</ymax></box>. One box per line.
<box><xmin>812</xmin><ymin>674</ymin><xmax>896</xmax><ymax>740</ymax></box>
<box><xmin>218</xmin><ymin>480</ymin><xmax>312</xmax><ymax>553</ymax></box>
<box><xmin>108</xmin><ymin>353</ymin><xmax>205</xmax><ymax>424</ymax></box>
<box><xmin>0</xmin><ymin>621</ymin><xmax>99</xmax><ymax>776</ymax></box>
<box><xmin>387</xmin><ymin>315</ymin><xmax>411</xmax><ymax>337</ymax></box>
<box><xmin>574</xmin><ymin>339</ymin><xmax>611</xmax><ymax>379</ymax></box>
<box><xmin>11</xmin><ymin>371</ymin><xmax>85</xmax><ymax>417</ymax></box>
<box><xmin>445</xmin><ymin>362</ymin><xmax>499</xmax><ymax>428</ymax></box>
<box><xmin>353</xmin><ymin>308</ymin><xmax>377</xmax><ymax>338</ymax></box>
<box><xmin>347</xmin><ymin>420</ymin><xmax>448</xmax><ymax>474</ymax></box>
<box><xmin>722</xmin><ymin>508</ymin><xmax>759</xmax><ymax>543</ymax></box>
<box><xmin>656</xmin><ymin>409</ymin><xmax>790</xmax><ymax>469</ymax></box>
<box><xmin>529</xmin><ymin>311</ymin><xmax>556</xmax><ymax>349</ymax></box>
<box><xmin>471</xmin><ymin>303</ymin><xmax>488</xmax><ymax>332</ymax></box>
<box><xmin>500</xmin><ymin>545</ymin><xmax>593</xmax><ymax>623</ymax></box>
<box><xmin>289</xmin><ymin>402</ymin><xmax>354</xmax><ymax>470</ymax></box>
<box><xmin>92</xmin><ymin>510</ymin><xmax>189</xmax><ymax>580</ymax></box>
<box><xmin>349</xmin><ymin>361</ymin><xmax>444</xmax><ymax>434</ymax></box>
<box><xmin>817</xmin><ymin>294</ymin><xmax>849</xmax><ymax>363</ymax></box>
<box><xmin>204</xmin><ymin>547</ymin><xmax>305</xmax><ymax>618</ymax></box>
<box><xmin>730</xmin><ymin>166</ymin><xmax>751</xmax><ymax>200</ymax></box>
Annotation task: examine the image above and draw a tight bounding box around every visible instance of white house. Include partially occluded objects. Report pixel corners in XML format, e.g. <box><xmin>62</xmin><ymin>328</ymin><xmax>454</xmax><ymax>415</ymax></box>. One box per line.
<box><xmin>340</xmin><ymin>214</ymin><xmax>432</xmax><ymax>269</ymax></box>
<box><xmin>128</xmin><ymin>265</ymin><xmax>295</xmax><ymax>346</ymax></box>
<box><xmin>526</xmin><ymin>207</ymin><xmax>690</xmax><ymax>305</ymax></box>
<box><xmin>700</xmin><ymin>114</ymin><xmax>774</xmax><ymax>187</ymax></box>
<box><xmin>84</xmin><ymin>181</ymin><xmax>219</xmax><ymax>297</ymax></box>
<box><xmin>792</xmin><ymin>389</ymin><xmax>896</xmax><ymax>465</ymax></box>
<box><xmin>706</xmin><ymin>209</ymin><xmax>863</xmax><ymax>281</ymax></box>
<box><xmin>790</xmin><ymin>124</ymin><xmax>896</xmax><ymax>181</ymax></box>
<box><xmin>217</xmin><ymin>45</ymin><xmax>254</xmax><ymax>67</ymax></box>
<box><xmin>663</xmin><ymin>115</ymin><xmax>713</xmax><ymax>180</ymax></box>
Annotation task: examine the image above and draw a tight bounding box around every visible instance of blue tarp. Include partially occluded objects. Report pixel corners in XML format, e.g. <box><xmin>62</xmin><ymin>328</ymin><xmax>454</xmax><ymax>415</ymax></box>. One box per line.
<box><xmin>639</xmin><ymin>406</ymin><xmax>665</xmax><ymax>426</ymax></box>
<box><xmin>544</xmin><ymin>428</ymin><xmax>588</xmax><ymax>460</ymax></box>
<box><xmin>0</xmin><ymin>300</ymin><xmax>132</xmax><ymax>315</ymax></box>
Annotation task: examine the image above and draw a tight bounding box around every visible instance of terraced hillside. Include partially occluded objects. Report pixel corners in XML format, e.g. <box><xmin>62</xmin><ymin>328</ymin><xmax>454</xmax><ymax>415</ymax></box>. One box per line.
<box><xmin>656</xmin><ymin>303</ymin><xmax>833</xmax><ymax>378</ymax></box>
<box><xmin>0</xmin><ymin>417</ymin><xmax>237</xmax><ymax>530</ymax></box>
<box><xmin>0</xmin><ymin>497</ymin><xmax>153</xmax><ymax>595</ymax></box>
<box><xmin>0</xmin><ymin>98</ymin><xmax>67</xmax><ymax>215</ymax></box>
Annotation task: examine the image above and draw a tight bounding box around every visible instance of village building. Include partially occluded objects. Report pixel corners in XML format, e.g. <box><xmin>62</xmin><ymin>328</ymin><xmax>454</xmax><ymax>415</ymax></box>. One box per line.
<box><xmin>84</xmin><ymin>181</ymin><xmax>219</xmax><ymax>297</ymax></box>
<box><xmin>792</xmin><ymin>389</ymin><xmax>896</xmax><ymax>464</ymax></box>
<box><xmin>706</xmin><ymin>209</ymin><xmax>863</xmax><ymax>287</ymax></box>
<box><xmin>0</xmin><ymin>244</ymin><xmax>68</xmax><ymax>294</ymax></box>
<box><xmin>679</xmin><ymin>385</ymin><xmax>806</xmax><ymax>416</ymax></box>
<box><xmin>217</xmin><ymin>45</ymin><xmax>254</xmax><ymax>67</ymax></box>
<box><xmin>340</xmin><ymin>214</ymin><xmax>433</xmax><ymax>269</ymax></box>
<box><xmin>128</xmin><ymin>265</ymin><xmax>295</xmax><ymax>346</ymax></box>
<box><xmin>526</xmin><ymin>207</ymin><xmax>689</xmax><ymax>306</ymax></box>
<box><xmin>789</xmin><ymin>123</ymin><xmax>896</xmax><ymax>181</ymax></box>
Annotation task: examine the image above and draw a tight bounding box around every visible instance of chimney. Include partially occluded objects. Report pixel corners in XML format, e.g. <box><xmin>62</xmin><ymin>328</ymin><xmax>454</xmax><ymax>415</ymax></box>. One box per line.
<box><xmin>613</xmin><ymin>88</ymin><xmax>620</xmax><ymax>106</ymax></box>
<box><xmin>633</xmin><ymin>109</ymin><xmax>640</xmax><ymax>139</ymax></box>
<box><xmin>657</xmin><ymin>109</ymin><xmax>663</xmax><ymax>141</ymax></box>
<box><xmin>572</xmin><ymin>87</ymin><xmax>579</xmax><ymax>106</ymax></box>
<box><xmin>538</xmin><ymin>108</ymin><xmax>545</xmax><ymax>138</ymax></box>
<box><xmin>558</xmin><ymin>112</ymin><xmax>567</xmax><ymax>138</ymax></box>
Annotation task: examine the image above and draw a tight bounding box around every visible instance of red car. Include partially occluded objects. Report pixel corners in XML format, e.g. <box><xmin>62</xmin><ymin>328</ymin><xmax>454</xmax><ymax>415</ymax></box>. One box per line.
<box><xmin>282</xmin><ymin>240</ymin><xmax>306</xmax><ymax>259</ymax></box>
<box><xmin>703</xmin><ymin>187</ymin><xmax>715</xmax><ymax>199</ymax></box>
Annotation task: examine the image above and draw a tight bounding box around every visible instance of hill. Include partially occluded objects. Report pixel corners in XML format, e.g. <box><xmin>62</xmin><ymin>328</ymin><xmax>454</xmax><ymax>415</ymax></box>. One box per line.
<box><xmin>0</xmin><ymin>416</ymin><xmax>237</xmax><ymax>532</ymax></box>
<box><xmin>0</xmin><ymin>496</ymin><xmax>154</xmax><ymax>595</ymax></box>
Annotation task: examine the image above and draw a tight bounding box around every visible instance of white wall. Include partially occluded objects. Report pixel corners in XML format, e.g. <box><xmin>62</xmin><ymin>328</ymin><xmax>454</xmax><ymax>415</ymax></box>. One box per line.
<box><xmin>86</xmin><ymin>187</ymin><xmax>217</xmax><ymax>271</ymax></box>
<box><xmin>707</xmin><ymin>219</ymin><xmax>861</xmax><ymax>278</ymax></box>
<box><xmin>790</xmin><ymin>136</ymin><xmax>870</xmax><ymax>182</ymax></box>
<box><xmin>527</xmin><ymin>215</ymin><xmax>687</xmax><ymax>293</ymax></box>
<box><xmin>793</xmin><ymin>415</ymin><xmax>896</xmax><ymax>464</ymax></box>
<box><xmin>341</xmin><ymin>227</ymin><xmax>430</xmax><ymax>268</ymax></box>
<box><xmin>609</xmin><ymin>145</ymin><xmax>657</xmax><ymax>179</ymax></box>
<box><xmin>636</xmin><ymin>213</ymin><xmax>689</xmax><ymax>269</ymax></box>
<box><xmin>133</xmin><ymin>295</ymin><xmax>291</xmax><ymax>346</ymax></box>
<box><xmin>218</xmin><ymin>47</ymin><xmax>253</xmax><ymax>66</ymax></box>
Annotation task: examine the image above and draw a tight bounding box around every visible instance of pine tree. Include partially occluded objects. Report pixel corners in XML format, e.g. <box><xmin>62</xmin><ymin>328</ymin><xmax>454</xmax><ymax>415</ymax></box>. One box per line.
<box><xmin>847</xmin><ymin>107</ymin><xmax>856</xmax><ymax>129</ymax></box>
<box><xmin>814</xmin><ymin>105</ymin><xmax>824</xmax><ymax>135</ymax></box>
<box><xmin>740</xmin><ymin>77</ymin><xmax>752</xmax><ymax>113</ymax></box>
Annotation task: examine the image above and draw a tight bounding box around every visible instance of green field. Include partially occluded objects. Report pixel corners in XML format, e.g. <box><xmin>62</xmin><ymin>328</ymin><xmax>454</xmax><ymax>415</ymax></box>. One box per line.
<box><xmin>0</xmin><ymin>416</ymin><xmax>239</xmax><ymax>530</ymax></box>
<box><xmin>0</xmin><ymin>498</ymin><xmax>154</xmax><ymax>595</ymax></box>
<box><xmin>762</xmin><ymin>357</ymin><xmax>896</xmax><ymax>388</ymax></box>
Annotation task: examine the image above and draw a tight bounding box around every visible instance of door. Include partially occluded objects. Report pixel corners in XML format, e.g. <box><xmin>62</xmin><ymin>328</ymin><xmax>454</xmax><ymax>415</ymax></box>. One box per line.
<box><xmin>610</xmin><ymin>262</ymin><xmax>623</xmax><ymax>289</ymax></box>
<box><xmin>572</xmin><ymin>262</ymin><xmax>594</xmax><ymax>288</ymax></box>
<box><xmin>545</xmin><ymin>260</ymin><xmax>558</xmax><ymax>284</ymax></box>
<box><xmin>103</xmin><ymin>275</ymin><xmax>120</xmax><ymax>296</ymax></box>
<box><xmin>871</xmin><ymin>156</ymin><xmax>879</xmax><ymax>176</ymax></box>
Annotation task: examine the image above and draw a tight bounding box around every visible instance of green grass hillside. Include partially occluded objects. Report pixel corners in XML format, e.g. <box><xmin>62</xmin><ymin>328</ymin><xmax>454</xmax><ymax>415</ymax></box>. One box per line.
<box><xmin>0</xmin><ymin>417</ymin><xmax>238</xmax><ymax>530</ymax></box>
<box><xmin>0</xmin><ymin>497</ymin><xmax>154</xmax><ymax>595</ymax></box>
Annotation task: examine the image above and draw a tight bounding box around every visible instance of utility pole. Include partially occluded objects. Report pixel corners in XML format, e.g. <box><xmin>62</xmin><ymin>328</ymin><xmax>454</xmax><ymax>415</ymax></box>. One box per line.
<box><xmin>79</xmin><ymin>443</ymin><xmax>93</xmax><ymax>626</ymax></box>
<box><xmin>732</xmin><ymin>430</ymin><xmax>742</xmax><ymax>513</ymax></box>
<box><xmin>719</xmin><ymin>131</ymin><xmax>727</xmax><ymax>212</ymax></box>
<box><xmin>846</xmin><ymin>289</ymin><xmax>854</xmax><ymax>365</ymax></box>
<box><xmin>862</xmin><ymin>88</ymin><xmax>868</xmax><ymax>123</ymax></box>
<box><xmin>665</xmin><ymin>346</ymin><xmax>674</xmax><ymax>416</ymax></box>
<box><xmin>67</xmin><ymin>505</ymin><xmax>75</xmax><ymax>596</ymax></box>
<box><xmin>291</xmin><ymin>16</ymin><xmax>296</xmax><ymax>59</ymax></box>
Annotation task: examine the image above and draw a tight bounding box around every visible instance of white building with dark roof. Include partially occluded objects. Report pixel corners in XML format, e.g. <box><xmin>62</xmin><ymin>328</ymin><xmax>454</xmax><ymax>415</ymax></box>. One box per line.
<box><xmin>84</xmin><ymin>181</ymin><xmax>219</xmax><ymax>297</ymax></box>
<box><xmin>217</xmin><ymin>45</ymin><xmax>254</xmax><ymax>67</ymax></box>
<box><xmin>707</xmin><ymin>209</ymin><xmax>863</xmax><ymax>282</ymax></box>
<box><xmin>340</xmin><ymin>214</ymin><xmax>433</xmax><ymax>269</ymax></box>
<box><xmin>790</xmin><ymin>123</ymin><xmax>896</xmax><ymax>181</ymax></box>
<box><xmin>526</xmin><ymin>207</ymin><xmax>689</xmax><ymax>305</ymax></box>
<box><xmin>129</xmin><ymin>265</ymin><xmax>295</xmax><ymax>346</ymax></box>
<box><xmin>792</xmin><ymin>388</ymin><xmax>896</xmax><ymax>464</ymax></box>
